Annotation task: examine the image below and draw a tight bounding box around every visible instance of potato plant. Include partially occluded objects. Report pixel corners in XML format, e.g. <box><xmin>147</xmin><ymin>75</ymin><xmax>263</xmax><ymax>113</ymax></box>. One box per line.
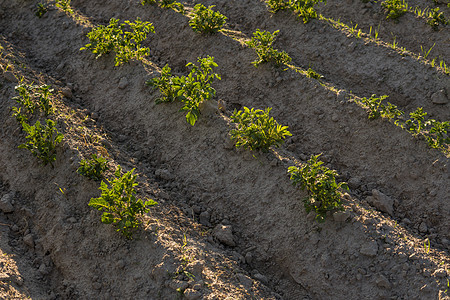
<box><xmin>359</xmin><ymin>94</ymin><xmax>403</xmax><ymax>120</ymax></box>
<box><xmin>246</xmin><ymin>29</ymin><xmax>292</xmax><ymax>67</ymax></box>
<box><xmin>381</xmin><ymin>0</ymin><xmax>408</xmax><ymax>21</ymax></box>
<box><xmin>189</xmin><ymin>4</ymin><xmax>227</xmax><ymax>34</ymax></box>
<box><xmin>88</xmin><ymin>166</ymin><xmax>157</xmax><ymax>239</ymax></box>
<box><xmin>141</xmin><ymin>0</ymin><xmax>184</xmax><ymax>14</ymax></box>
<box><xmin>80</xmin><ymin>18</ymin><xmax>155</xmax><ymax>66</ymax></box>
<box><xmin>35</xmin><ymin>3</ymin><xmax>47</xmax><ymax>18</ymax></box>
<box><xmin>55</xmin><ymin>0</ymin><xmax>73</xmax><ymax>14</ymax></box>
<box><xmin>266</xmin><ymin>0</ymin><xmax>326</xmax><ymax>23</ymax></box>
<box><xmin>148</xmin><ymin>56</ymin><xmax>221</xmax><ymax>126</ymax></box>
<box><xmin>18</xmin><ymin>119</ymin><xmax>64</xmax><ymax>166</ymax></box>
<box><xmin>77</xmin><ymin>154</ymin><xmax>108</xmax><ymax>181</ymax></box>
<box><xmin>426</xmin><ymin>8</ymin><xmax>447</xmax><ymax>30</ymax></box>
<box><xmin>230</xmin><ymin>106</ymin><xmax>292</xmax><ymax>152</ymax></box>
<box><xmin>288</xmin><ymin>154</ymin><xmax>348</xmax><ymax>222</ymax></box>
<box><xmin>12</xmin><ymin>83</ymin><xmax>55</xmax><ymax>123</ymax></box>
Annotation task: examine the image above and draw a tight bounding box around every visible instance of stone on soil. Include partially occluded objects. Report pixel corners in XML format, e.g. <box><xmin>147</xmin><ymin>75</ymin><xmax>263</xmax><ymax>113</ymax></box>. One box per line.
<box><xmin>213</xmin><ymin>224</ymin><xmax>235</xmax><ymax>247</ymax></box>
<box><xmin>360</xmin><ymin>240</ymin><xmax>378</xmax><ymax>257</ymax></box>
<box><xmin>0</xmin><ymin>193</ymin><xmax>14</xmax><ymax>213</ymax></box>
<box><xmin>367</xmin><ymin>189</ymin><xmax>394</xmax><ymax>216</ymax></box>
<box><xmin>431</xmin><ymin>90</ymin><xmax>448</xmax><ymax>105</ymax></box>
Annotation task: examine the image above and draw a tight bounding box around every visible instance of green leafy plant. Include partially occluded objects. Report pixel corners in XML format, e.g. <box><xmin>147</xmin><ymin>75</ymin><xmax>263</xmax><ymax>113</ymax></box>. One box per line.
<box><xmin>77</xmin><ymin>154</ymin><xmax>108</xmax><ymax>180</ymax></box>
<box><xmin>230</xmin><ymin>106</ymin><xmax>292</xmax><ymax>152</ymax></box>
<box><xmin>360</xmin><ymin>94</ymin><xmax>403</xmax><ymax>120</ymax></box>
<box><xmin>55</xmin><ymin>0</ymin><xmax>73</xmax><ymax>14</ymax></box>
<box><xmin>35</xmin><ymin>3</ymin><xmax>48</xmax><ymax>18</ymax></box>
<box><xmin>290</xmin><ymin>0</ymin><xmax>325</xmax><ymax>23</ymax></box>
<box><xmin>306</xmin><ymin>67</ymin><xmax>323</xmax><ymax>79</ymax></box>
<box><xmin>147</xmin><ymin>65</ymin><xmax>182</xmax><ymax>103</ymax></box>
<box><xmin>19</xmin><ymin>119</ymin><xmax>64</xmax><ymax>166</ymax></box>
<box><xmin>266</xmin><ymin>0</ymin><xmax>325</xmax><ymax>23</ymax></box>
<box><xmin>381</xmin><ymin>0</ymin><xmax>408</xmax><ymax>21</ymax></box>
<box><xmin>246</xmin><ymin>29</ymin><xmax>292</xmax><ymax>67</ymax></box>
<box><xmin>80</xmin><ymin>18</ymin><xmax>155</xmax><ymax>66</ymax></box>
<box><xmin>88</xmin><ymin>166</ymin><xmax>157</xmax><ymax>239</ymax></box>
<box><xmin>403</xmin><ymin>107</ymin><xmax>428</xmax><ymax>136</ymax></box>
<box><xmin>141</xmin><ymin>0</ymin><xmax>184</xmax><ymax>13</ymax></box>
<box><xmin>189</xmin><ymin>4</ymin><xmax>227</xmax><ymax>34</ymax></box>
<box><xmin>149</xmin><ymin>56</ymin><xmax>221</xmax><ymax>126</ymax></box>
<box><xmin>12</xmin><ymin>83</ymin><xmax>55</xmax><ymax>123</ymax></box>
<box><xmin>426</xmin><ymin>7</ymin><xmax>447</xmax><ymax>29</ymax></box>
<box><xmin>288</xmin><ymin>154</ymin><xmax>348</xmax><ymax>222</ymax></box>
<box><xmin>427</xmin><ymin>120</ymin><xmax>450</xmax><ymax>150</ymax></box>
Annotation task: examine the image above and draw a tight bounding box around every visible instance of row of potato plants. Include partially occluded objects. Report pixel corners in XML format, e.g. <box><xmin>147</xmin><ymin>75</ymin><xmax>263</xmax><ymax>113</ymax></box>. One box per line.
<box><xmin>9</xmin><ymin>76</ymin><xmax>155</xmax><ymax>239</ymax></box>
<box><xmin>77</xmin><ymin>4</ymin><xmax>448</xmax><ymax>223</ymax></box>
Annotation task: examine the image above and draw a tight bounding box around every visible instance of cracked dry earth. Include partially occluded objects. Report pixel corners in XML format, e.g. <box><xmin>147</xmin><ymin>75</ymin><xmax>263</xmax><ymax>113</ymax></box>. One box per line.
<box><xmin>0</xmin><ymin>0</ymin><xmax>449</xmax><ymax>299</ymax></box>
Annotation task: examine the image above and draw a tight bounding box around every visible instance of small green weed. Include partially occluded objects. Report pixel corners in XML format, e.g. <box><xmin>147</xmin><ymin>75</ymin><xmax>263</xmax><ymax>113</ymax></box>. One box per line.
<box><xmin>306</xmin><ymin>67</ymin><xmax>323</xmax><ymax>79</ymax></box>
<box><xmin>426</xmin><ymin>7</ymin><xmax>447</xmax><ymax>29</ymax></box>
<box><xmin>80</xmin><ymin>18</ymin><xmax>155</xmax><ymax>66</ymax></box>
<box><xmin>35</xmin><ymin>3</ymin><xmax>48</xmax><ymax>18</ymax></box>
<box><xmin>89</xmin><ymin>166</ymin><xmax>157</xmax><ymax>239</ymax></box>
<box><xmin>189</xmin><ymin>4</ymin><xmax>227</xmax><ymax>34</ymax></box>
<box><xmin>246</xmin><ymin>29</ymin><xmax>292</xmax><ymax>67</ymax></box>
<box><xmin>149</xmin><ymin>56</ymin><xmax>221</xmax><ymax>126</ymax></box>
<box><xmin>55</xmin><ymin>0</ymin><xmax>73</xmax><ymax>14</ymax></box>
<box><xmin>288</xmin><ymin>154</ymin><xmax>348</xmax><ymax>222</ymax></box>
<box><xmin>381</xmin><ymin>0</ymin><xmax>408</xmax><ymax>21</ymax></box>
<box><xmin>19</xmin><ymin>119</ymin><xmax>64</xmax><ymax>166</ymax></box>
<box><xmin>230</xmin><ymin>106</ymin><xmax>292</xmax><ymax>152</ymax></box>
<box><xmin>78</xmin><ymin>154</ymin><xmax>108</xmax><ymax>180</ymax></box>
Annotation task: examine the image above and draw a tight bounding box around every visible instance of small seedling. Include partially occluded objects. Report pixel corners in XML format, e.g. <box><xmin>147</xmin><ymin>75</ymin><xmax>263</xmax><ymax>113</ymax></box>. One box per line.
<box><xmin>426</xmin><ymin>7</ymin><xmax>447</xmax><ymax>29</ymax></box>
<box><xmin>381</xmin><ymin>0</ymin><xmax>408</xmax><ymax>21</ymax></box>
<box><xmin>19</xmin><ymin>119</ymin><xmax>64</xmax><ymax>166</ymax></box>
<box><xmin>306</xmin><ymin>67</ymin><xmax>323</xmax><ymax>79</ymax></box>
<box><xmin>288</xmin><ymin>154</ymin><xmax>348</xmax><ymax>222</ymax></box>
<box><xmin>55</xmin><ymin>0</ymin><xmax>73</xmax><ymax>14</ymax></box>
<box><xmin>189</xmin><ymin>4</ymin><xmax>227</xmax><ymax>34</ymax></box>
<box><xmin>35</xmin><ymin>3</ymin><xmax>48</xmax><ymax>18</ymax></box>
<box><xmin>360</xmin><ymin>94</ymin><xmax>403</xmax><ymax>120</ymax></box>
<box><xmin>230</xmin><ymin>106</ymin><xmax>292</xmax><ymax>152</ymax></box>
<box><xmin>88</xmin><ymin>166</ymin><xmax>157</xmax><ymax>239</ymax></box>
<box><xmin>77</xmin><ymin>154</ymin><xmax>108</xmax><ymax>180</ymax></box>
<box><xmin>246</xmin><ymin>29</ymin><xmax>291</xmax><ymax>67</ymax></box>
<box><xmin>80</xmin><ymin>18</ymin><xmax>155</xmax><ymax>66</ymax></box>
<box><xmin>141</xmin><ymin>0</ymin><xmax>184</xmax><ymax>14</ymax></box>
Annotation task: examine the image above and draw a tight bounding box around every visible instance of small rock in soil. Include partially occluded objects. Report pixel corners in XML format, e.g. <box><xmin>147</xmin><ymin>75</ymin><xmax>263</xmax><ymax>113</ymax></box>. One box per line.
<box><xmin>376</xmin><ymin>274</ymin><xmax>391</xmax><ymax>289</ymax></box>
<box><xmin>118</xmin><ymin>77</ymin><xmax>128</xmax><ymax>89</ymax></box>
<box><xmin>348</xmin><ymin>177</ymin><xmax>361</xmax><ymax>189</ymax></box>
<box><xmin>333</xmin><ymin>211</ymin><xmax>350</xmax><ymax>222</ymax></box>
<box><xmin>155</xmin><ymin>169</ymin><xmax>174</xmax><ymax>181</ymax></box>
<box><xmin>254</xmin><ymin>273</ymin><xmax>269</xmax><ymax>285</ymax></box>
<box><xmin>245</xmin><ymin>252</ymin><xmax>253</xmax><ymax>264</ymax></box>
<box><xmin>360</xmin><ymin>240</ymin><xmax>378</xmax><ymax>257</ymax></box>
<box><xmin>431</xmin><ymin>90</ymin><xmax>448</xmax><ymax>105</ymax></box>
<box><xmin>23</xmin><ymin>234</ymin><xmax>34</xmax><ymax>248</ymax></box>
<box><xmin>168</xmin><ymin>280</ymin><xmax>189</xmax><ymax>292</ymax></box>
<box><xmin>3</xmin><ymin>71</ymin><xmax>17</xmax><ymax>82</ymax></box>
<box><xmin>367</xmin><ymin>189</ymin><xmax>394</xmax><ymax>216</ymax></box>
<box><xmin>199</xmin><ymin>211</ymin><xmax>210</xmax><ymax>226</ymax></box>
<box><xmin>236</xmin><ymin>273</ymin><xmax>252</xmax><ymax>289</ymax></box>
<box><xmin>419</xmin><ymin>221</ymin><xmax>428</xmax><ymax>233</ymax></box>
<box><xmin>183</xmin><ymin>288</ymin><xmax>202</xmax><ymax>300</ymax></box>
<box><xmin>61</xmin><ymin>87</ymin><xmax>73</xmax><ymax>98</ymax></box>
<box><xmin>0</xmin><ymin>193</ymin><xmax>14</xmax><ymax>213</ymax></box>
<box><xmin>213</xmin><ymin>224</ymin><xmax>235</xmax><ymax>247</ymax></box>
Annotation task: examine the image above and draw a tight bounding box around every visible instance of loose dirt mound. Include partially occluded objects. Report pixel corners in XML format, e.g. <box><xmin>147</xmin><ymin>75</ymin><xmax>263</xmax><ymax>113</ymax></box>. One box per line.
<box><xmin>0</xmin><ymin>0</ymin><xmax>449</xmax><ymax>299</ymax></box>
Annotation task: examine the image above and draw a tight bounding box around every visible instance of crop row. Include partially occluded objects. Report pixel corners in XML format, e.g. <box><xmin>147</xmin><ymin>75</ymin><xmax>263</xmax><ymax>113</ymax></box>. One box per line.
<box><xmin>12</xmin><ymin>0</ymin><xmax>448</xmax><ymax>236</ymax></box>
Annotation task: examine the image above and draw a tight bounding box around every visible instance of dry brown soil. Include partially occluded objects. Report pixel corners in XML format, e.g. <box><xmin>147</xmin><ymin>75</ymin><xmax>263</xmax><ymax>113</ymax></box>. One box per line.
<box><xmin>0</xmin><ymin>0</ymin><xmax>449</xmax><ymax>299</ymax></box>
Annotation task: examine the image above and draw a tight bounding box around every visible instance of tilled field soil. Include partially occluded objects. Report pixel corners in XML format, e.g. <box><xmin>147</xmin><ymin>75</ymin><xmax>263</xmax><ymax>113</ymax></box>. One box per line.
<box><xmin>0</xmin><ymin>0</ymin><xmax>449</xmax><ymax>299</ymax></box>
